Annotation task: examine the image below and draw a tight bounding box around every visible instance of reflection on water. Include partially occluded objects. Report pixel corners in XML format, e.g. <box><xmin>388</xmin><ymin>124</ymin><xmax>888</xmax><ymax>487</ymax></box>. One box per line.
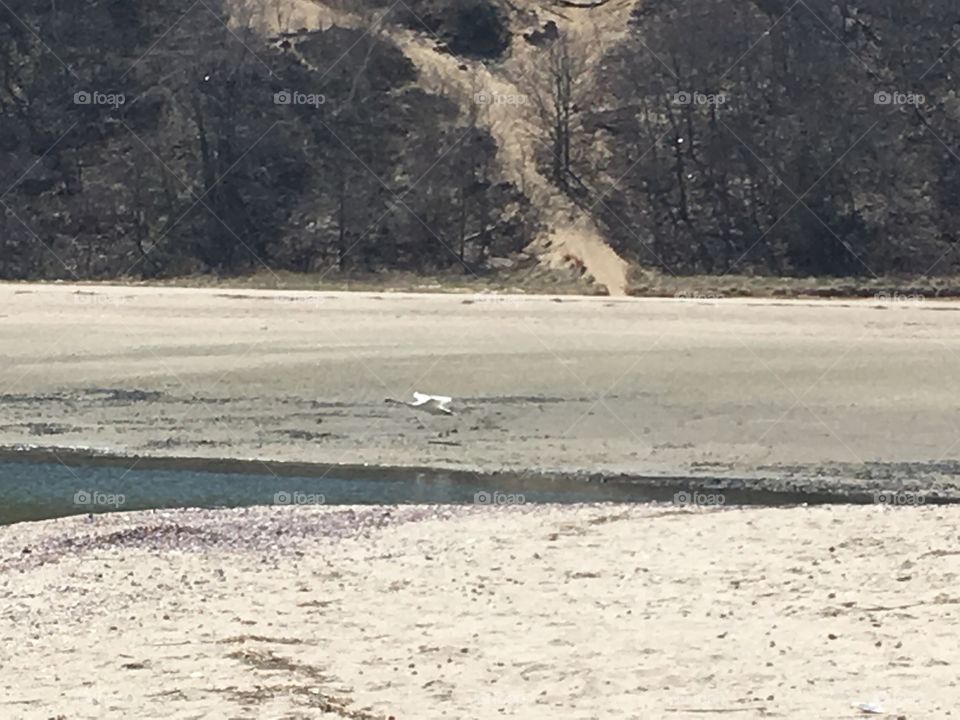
<box><xmin>0</xmin><ymin>462</ymin><xmax>663</xmax><ymax>526</ymax></box>
<box><xmin>0</xmin><ymin>461</ymin><xmax>872</xmax><ymax>526</ymax></box>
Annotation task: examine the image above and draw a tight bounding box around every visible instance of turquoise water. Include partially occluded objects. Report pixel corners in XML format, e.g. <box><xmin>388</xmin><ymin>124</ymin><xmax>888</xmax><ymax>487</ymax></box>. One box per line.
<box><xmin>0</xmin><ymin>460</ymin><xmax>885</xmax><ymax>526</ymax></box>
<box><xmin>0</xmin><ymin>461</ymin><xmax>663</xmax><ymax>525</ymax></box>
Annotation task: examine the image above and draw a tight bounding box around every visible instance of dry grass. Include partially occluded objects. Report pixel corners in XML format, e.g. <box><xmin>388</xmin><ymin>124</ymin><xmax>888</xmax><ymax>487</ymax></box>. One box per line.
<box><xmin>64</xmin><ymin>267</ymin><xmax>605</xmax><ymax>295</ymax></box>
<box><xmin>226</xmin><ymin>648</ymin><xmax>385</xmax><ymax>718</ymax></box>
<box><xmin>626</xmin><ymin>267</ymin><xmax>960</xmax><ymax>299</ymax></box>
<box><xmin>21</xmin><ymin>265</ymin><xmax>960</xmax><ymax>299</ymax></box>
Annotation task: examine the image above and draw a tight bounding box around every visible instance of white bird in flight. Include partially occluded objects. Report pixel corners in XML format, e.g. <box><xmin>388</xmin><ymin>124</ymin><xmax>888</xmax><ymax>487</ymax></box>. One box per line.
<box><xmin>386</xmin><ymin>392</ymin><xmax>455</xmax><ymax>416</ymax></box>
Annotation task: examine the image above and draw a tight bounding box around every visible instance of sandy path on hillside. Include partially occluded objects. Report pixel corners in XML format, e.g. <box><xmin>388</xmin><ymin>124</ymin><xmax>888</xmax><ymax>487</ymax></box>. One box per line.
<box><xmin>2</xmin><ymin>284</ymin><xmax>960</xmax><ymax>494</ymax></box>
<box><xmin>2</xmin><ymin>503</ymin><xmax>957</xmax><ymax>719</ymax></box>
<box><xmin>399</xmin><ymin>35</ymin><xmax>630</xmax><ymax>295</ymax></box>
<box><xmin>253</xmin><ymin>0</ymin><xmax>633</xmax><ymax>293</ymax></box>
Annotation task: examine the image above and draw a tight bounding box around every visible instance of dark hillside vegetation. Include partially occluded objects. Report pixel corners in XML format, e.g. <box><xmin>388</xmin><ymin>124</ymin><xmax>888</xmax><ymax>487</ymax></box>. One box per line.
<box><xmin>393</xmin><ymin>0</ymin><xmax>511</xmax><ymax>59</ymax></box>
<box><xmin>3</xmin><ymin>0</ymin><xmax>960</xmax><ymax>285</ymax></box>
<box><xmin>0</xmin><ymin>0</ymin><xmax>533</xmax><ymax>280</ymax></box>
<box><xmin>582</xmin><ymin>0</ymin><xmax>960</xmax><ymax>277</ymax></box>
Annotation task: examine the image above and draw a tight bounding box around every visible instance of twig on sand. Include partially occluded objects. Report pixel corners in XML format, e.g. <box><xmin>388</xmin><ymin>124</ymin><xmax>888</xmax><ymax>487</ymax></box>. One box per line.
<box><xmin>859</xmin><ymin>597</ymin><xmax>960</xmax><ymax>612</ymax></box>
<box><xmin>665</xmin><ymin>709</ymin><xmax>766</xmax><ymax>714</ymax></box>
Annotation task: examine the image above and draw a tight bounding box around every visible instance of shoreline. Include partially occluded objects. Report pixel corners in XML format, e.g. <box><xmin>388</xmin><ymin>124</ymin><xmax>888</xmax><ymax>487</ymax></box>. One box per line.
<box><xmin>11</xmin><ymin>274</ymin><xmax>960</xmax><ymax>301</ymax></box>
<box><xmin>5</xmin><ymin>446</ymin><xmax>960</xmax><ymax>506</ymax></box>
<box><xmin>4</xmin><ymin>283</ymin><xmax>960</xmax><ymax>502</ymax></box>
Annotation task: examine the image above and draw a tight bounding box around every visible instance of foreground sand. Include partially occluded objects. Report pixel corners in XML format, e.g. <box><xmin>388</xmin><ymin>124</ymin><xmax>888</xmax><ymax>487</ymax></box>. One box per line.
<box><xmin>2</xmin><ymin>283</ymin><xmax>960</xmax><ymax>494</ymax></box>
<box><xmin>1</xmin><ymin>503</ymin><xmax>957</xmax><ymax>719</ymax></box>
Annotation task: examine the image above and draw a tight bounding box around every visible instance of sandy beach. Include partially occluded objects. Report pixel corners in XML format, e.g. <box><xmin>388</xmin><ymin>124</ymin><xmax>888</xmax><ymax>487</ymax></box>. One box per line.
<box><xmin>2</xmin><ymin>283</ymin><xmax>960</xmax><ymax>495</ymax></box>
<box><xmin>5</xmin><ymin>0</ymin><xmax>960</xmax><ymax>715</ymax></box>
<box><xmin>2</xmin><ymin>503</ymin><xmax>958</xmax><ymax>719</ymax></box>
<box><xmin>2</xmin><ymin>284</ymin><xmax>958</xmax><ymax>718</ymax></box>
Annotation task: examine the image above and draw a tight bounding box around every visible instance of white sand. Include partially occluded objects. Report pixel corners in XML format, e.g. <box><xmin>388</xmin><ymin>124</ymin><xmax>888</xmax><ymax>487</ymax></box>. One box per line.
<box><xmin>1</xmin><ymin>503</ymin><xmax>957</xmax><ymax>719</ymax></box>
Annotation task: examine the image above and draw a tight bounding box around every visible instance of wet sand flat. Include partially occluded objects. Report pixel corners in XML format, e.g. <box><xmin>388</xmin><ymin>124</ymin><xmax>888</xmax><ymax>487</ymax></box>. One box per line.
<box><xmin>1</xmin><ymin>283</ymin><xmax>959</xmax><ymax>491</ymax></box>
<box><xmin>1</xmin><ymin>503</ymin><xmax>957</xmax><ymax>719</ymax></box>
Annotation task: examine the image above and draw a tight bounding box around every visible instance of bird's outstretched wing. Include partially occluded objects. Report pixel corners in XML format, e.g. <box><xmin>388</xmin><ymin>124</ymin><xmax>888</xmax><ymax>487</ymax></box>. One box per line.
<box><xmin>412</xmin><ymin>392</ymin><xmax>452</xmax><ymax>403</ymax></box>
<box><xmin>410</xmin><ymin>392</ymin><xmax>455</xmax><ymax>414</ymax></box>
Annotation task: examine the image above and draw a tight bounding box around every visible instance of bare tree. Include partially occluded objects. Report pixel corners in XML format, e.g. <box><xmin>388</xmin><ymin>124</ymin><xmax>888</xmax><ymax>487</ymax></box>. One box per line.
<box><xmin>521</xmin><ymin>31</ymin><xmax>588</xmax><ymax>191</ymax></box>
